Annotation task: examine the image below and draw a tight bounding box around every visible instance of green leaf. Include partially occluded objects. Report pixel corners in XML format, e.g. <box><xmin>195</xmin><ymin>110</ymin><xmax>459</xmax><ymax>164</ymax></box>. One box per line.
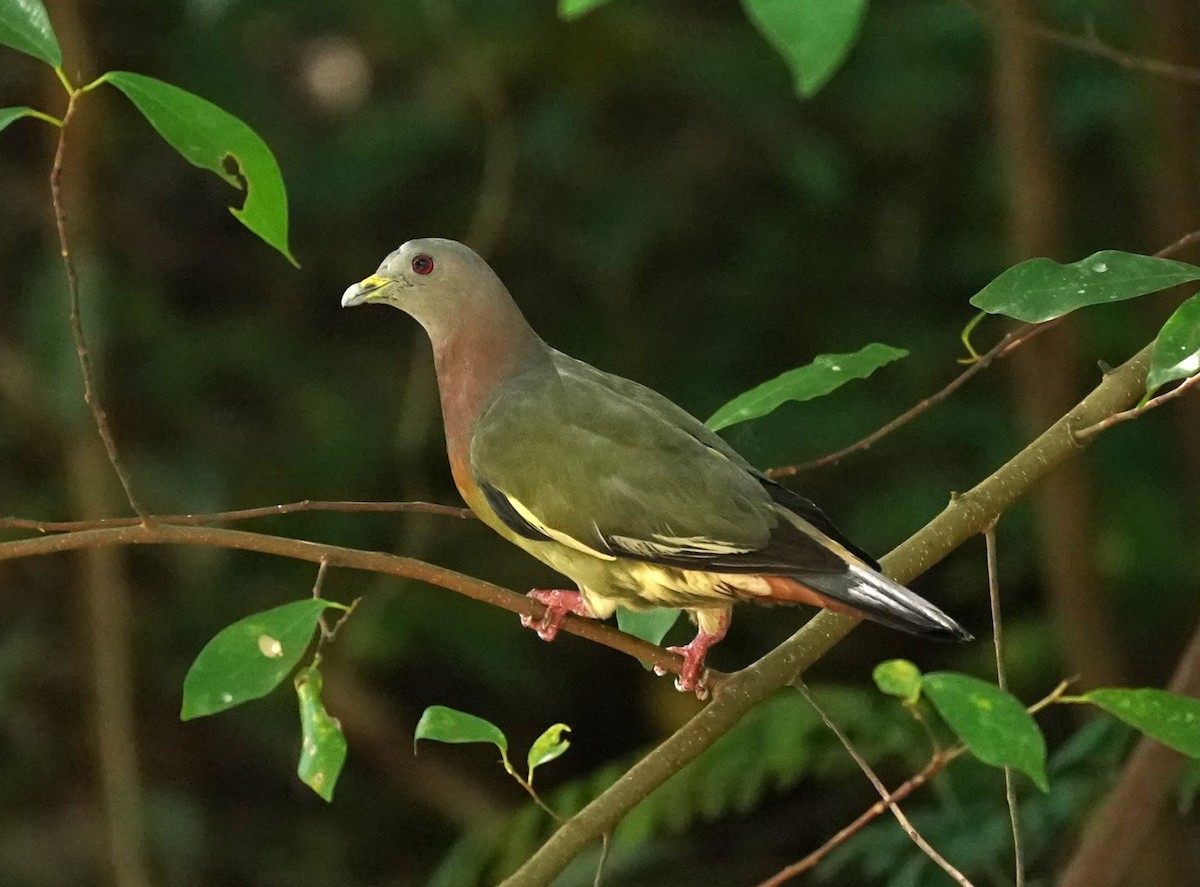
<box><xmin>970</xmin><ymin>251</ymin><xmax>1200</xmax><ymax>324</ymax></box>
<box><xmin>104</xmin><ymin>71</ymin><xmax>296</xmax><ymax>265</ymax></box>
<box><xmin>741</xmin><ymin>0</ymin><xmax>869</xmax><ymax>97</ymax></box>
<box><xmin>0</xmin><ymin>106</ymin><xmax>35</xmax><ymax>132</ymax></box>
<box><xmin>923</xmin><ymin>672</ymin><xmax>1048</xmax><ymax>791</ymax></box>
<box><xmin>558</xmin><ymin>0</ymin><xmax>613</xmax><ymax>19</ymax></box>
<box><xmin>181</xmin><ymin>598</ymin><xmax>329</xmax><ymax>719</ymax></box>
<box><xmin>294</xmin><ymin>665</ymin><xmax>347</xmax><ymax>802</ymax></box>
<box><xmin>526</xmin><ymin>723</ymin><xmax>571</xmax><ymax>783</ymax></box>
<box><xmin>872</xmin><ymin>659</ymin><xmax>923</xmax><ymax>705</ymax></box>
<box><xmin>1083</xmin><ymin>688</ymin><xmax>1200</xmax><ymax>758</ymax></box>
<box><xmin>0</xmin><ymin>0</ymin><xmax>61</xmax><ymax>67</ymax></box>
<box><xmin>415</xmin><ymin>705</ymin><xmax>511</xmax><ymax>773</ymax></box>
<box><xmin>1147</xmin><ymin>293</ymin><xmax>1200</xmax><ymax>394</ymax></box>
<box><xmin>706</xmin><ymin>343</ymin><xmax>908</xmax><ymax>432</ymax></box>
<box><xmin>617</xmin><ymin>607</ymin><xmax>681</xmax><ymax>647</ymax></box>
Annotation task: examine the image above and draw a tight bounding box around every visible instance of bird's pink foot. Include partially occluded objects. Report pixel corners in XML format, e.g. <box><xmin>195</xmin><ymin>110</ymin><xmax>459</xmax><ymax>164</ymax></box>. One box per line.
<box><xmin>520</xmin><ymin>589</ymin><xmax>592</xmax><ymax>641</ymax></box>
<box><xmin>655</xmin><ymin>612</ymin><xmax>731</xmax><ymax>699</ymax></box>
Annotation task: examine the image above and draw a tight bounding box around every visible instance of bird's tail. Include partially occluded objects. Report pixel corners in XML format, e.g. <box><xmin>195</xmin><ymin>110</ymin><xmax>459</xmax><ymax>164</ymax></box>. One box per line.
<box><xmin>765</xmin><ymin>564</ymin><xmax>972</xmax><ymax>642</ymax></box>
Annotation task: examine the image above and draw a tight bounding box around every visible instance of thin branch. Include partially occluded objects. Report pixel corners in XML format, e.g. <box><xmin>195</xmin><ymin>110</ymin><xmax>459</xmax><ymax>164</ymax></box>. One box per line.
<box><xmin>959</xmin><ymin>0</ymin><xmax>1200</xmax><ymax>85</ymax></box>
<box><xmin>985</xmin><ymin>523</ymin><xmax>1023</xmax><ymax>887</ymax></box>
<box><xmin>51</xmin><ymin>89</ymin><xmax>151</xmax><ymax>523</ymax></box>
<box><xmin>793</xmin><ymin>682</ymin><xmax>975</xmax><ymax>887</ymax></box>
<box><xmin>1074</xmin><ymin>370</ymin><xmax>1200</xmax><ymax>440</ymax></box>
<box><xmin>0</xmin><ymin>499</ymin><xmax>475</xmax><ymax>533</ymax></box>
<box><xmin>768</xmin><ymin>222</ymin><xmax>1200</xmax><ymax>479</ymax></box>
<box><xmin>0</xmin><ymin>523</ymin><xmax>694</xmax><ymax>681</ymax></box>
<box><xmin>498</xmin><ymin>339</ymin><xmax>1153</xmax><ymax>887</ymax></box>
<box><xmin>759</xmin><ymin>678</ymin><xmax>1071</xmax><ymax>887</ymax></box>
<box><xmin>767</xmin><ymin>322</ymin><xmax>1054</xmax><ymax>477</ymax></box>
<box><xmin>755</xmin><ymin>749</ymin><xmax>961</xmax><ymax>887</ymax></box>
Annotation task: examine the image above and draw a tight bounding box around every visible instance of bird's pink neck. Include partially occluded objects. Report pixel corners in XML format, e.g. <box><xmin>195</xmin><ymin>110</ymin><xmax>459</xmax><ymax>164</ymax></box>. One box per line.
<box><xmin>430</xmin><ymin>312</ymin><xmax>545</xmax><ymax>494</ymax></box>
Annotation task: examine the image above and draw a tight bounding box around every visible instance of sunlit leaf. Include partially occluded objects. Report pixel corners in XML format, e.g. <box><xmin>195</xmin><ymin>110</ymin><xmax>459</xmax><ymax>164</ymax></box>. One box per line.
<box><xmin>617</xmin><ymin>607</ymin><xmax>681</xmax><ymax>647</ymax></box>
<box><xmin>0</xmin><ymin>106</ymin><xmax>35</xmax><ymax>132</ymax></box>
<box><xmin>181</xmin><ymin>598</ymin><xmax>330</xmax><ymax>719</ymax></box>
<box><xmin>872</xmin><ymin>659</ymin><xmax>923</xmax><ymax>705</ymax></box>
<box><xmin>1083</xmin><ymin>688</ymin><xmax>1200</xmax><ymax>758</ymax></box>
<box><xmin>706</xmin><ymin>343</ymin><xmax>907</xmax><ymax>431</ymax></box>
<box><xmin>104</xmin><ymin>71</ymin><xmax>296</xmax><ymax>265</ymax></box>
<box><xmin>558</xmin><ymin>0</ymin><xmax>613</xmax><ymax>19</ymax></box>
<box><xmin>295</xmin><ymin>665</ymin><xmax>347</xmax><ymax>802</ymax></box>
<box><xmin>527</xmin><ymin>723</ymin><xmax>571</xmax><ymax>783</ymax></box>
<box><xmin>923</xmin><ymin>672</ymin><xmax>1048</xmax><ymax>791</ymax></box>
<box><xmin>1147</xmin><ymin>293</ymin><xmax>1200</xmax><ymax>395</ymax></box>
<box><xmin>970</xmin><ymin>251</ymin><xmax>1200</xmax><ymax>323</ymax></box>
<box><xmin>0</xmin><ymin>0</ymin><xmax>61</xmax><ymax>67</ymax></box>
<box><xmin>741</xmin><ymin>0</ymin><xmax>869</xmax><ymax>97</ymax></box>
<box><xmin>415</xmin><ymin>705</ymin><xmax>511</xmax><ymax>772</ymax></box>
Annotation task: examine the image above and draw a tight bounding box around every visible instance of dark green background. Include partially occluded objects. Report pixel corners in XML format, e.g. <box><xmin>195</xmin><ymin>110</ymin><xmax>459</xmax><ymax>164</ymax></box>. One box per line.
<box><xmin>1</xmin><ymin>0</ymin><xmax>1196</xmax><ymax>884</ymax></box>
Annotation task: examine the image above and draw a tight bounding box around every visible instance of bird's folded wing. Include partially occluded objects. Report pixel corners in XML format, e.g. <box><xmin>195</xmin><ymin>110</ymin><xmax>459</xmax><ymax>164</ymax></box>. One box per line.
<box><xmin>470</xmin><ymin>364</ymin><xmax>847</xmax><ymax>574</ymax></box>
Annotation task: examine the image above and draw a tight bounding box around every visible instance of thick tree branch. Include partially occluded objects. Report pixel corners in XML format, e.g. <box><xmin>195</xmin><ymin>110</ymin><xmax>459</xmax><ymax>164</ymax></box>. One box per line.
<box><xmin>497</xmin><ymin>342</ymin><xmax>1153</xmax><ymax>886</ymax></box>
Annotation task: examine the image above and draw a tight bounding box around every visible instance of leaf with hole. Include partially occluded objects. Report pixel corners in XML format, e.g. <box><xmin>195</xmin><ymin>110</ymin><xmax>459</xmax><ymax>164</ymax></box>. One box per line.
<box><xmin>104</xmin><ymin>71</ymin><xmax>295</xmax><ymax>265</ymax></box>
<box><xmin>923</xmin><ymin>672</ymin><xmax>1048</xmax><ymax>791</ymax></box>
<box><xmin>0</xmin><ymin>0</ymin><xmax>61</xmax><ymax>67</ymax></box>
<box><xmin>741</xmin><ymin>0</ymin><xmax>869</xmax><ymax>97</ymax></box>
<box><xmin>1083</xmin><ymin>688</ymin><xmax>1200</xmax><ymax>758</ymax></box>
<box><xmin>873</xmin><ymin>659</ymin><xmax>923</xmax><ymax>705</ymax></box>
<box><xmin>527</xmin><ymin>723</ymin><xmax>571</xmax><ymax>783</ymax></box>
<box><xmin>295</xmin><ymin>665</ymin><xmax>347</xmax><ymax>802</ymax></box>
<box><xmin>181</xmin><ymin>598</ymin><xmax>330</xmax><ymax>719</ymax></box>
<box><xmin>1147</xmin><ymin>293</ymin><xmax>1200</xmax><ymax>395</ymax></box>
<box><xmin>970</xmin><ymin>251</ymin><xmax>1200</xmax><ymax>323</ymax></box>
<box><xmin>706</xmin><ymin>343</ymin><xmax>907</xmax><ymax>431</ymax></box>
<box><xmin>415</xmin><ymin>706</ymin><xmax>512</xmax><ymax>773</ymax></box>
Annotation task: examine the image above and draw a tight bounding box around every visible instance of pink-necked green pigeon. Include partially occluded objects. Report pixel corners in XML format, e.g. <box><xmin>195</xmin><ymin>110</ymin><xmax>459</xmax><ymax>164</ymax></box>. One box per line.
<box><xmin>342</xmin><ymin>238</ymin><xmax>971</xmax><ymax>695</ymax></box>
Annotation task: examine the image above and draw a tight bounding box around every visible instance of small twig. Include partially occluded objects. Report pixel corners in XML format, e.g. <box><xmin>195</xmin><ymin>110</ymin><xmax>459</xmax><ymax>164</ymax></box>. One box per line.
<box><xmin>755</xmin><ymin>747</ymin><xmax>963</xmax><ymax>887</ymax></box>
<box><xmin>51</xmin><ymin>87</ymin><xmax>152</xmax><ymax>524</ymax></box>
<box><xmin>760</xmin><ymin>678</ymin><xmax>1073</xmax><ymax>887</ymax></box>
<box><xmin>958</xmin><ymin>0</ymin><xmax>1200</xmax><ymax>85</ymax></box>
<box><xmin>793</xmin><ymin>681</ymin><xmax>976</xmax><ymax>887</ymax></box>
<box><xmin>985</xmin><ymin>522</ymin><xmax>1024</xmax><ymax>887</ymax></box>
<box><xmin>510</xmin><ymin>771</ymin><xmax>566</xmax><ymax>824</ymax></box>
<box><xmin>1154</xmin><ymin>227</ymin><xmax>1200</xmax><ymax>259</ymax></box>
<box><xmin>1074</xmin><ymin>371</ymin><xmax>1200</xmax><ymax>440</ymax></box>
<box><xmin>768</xmin><ymin>322</ymin><xmax>1053</xmax><ymax>477</ymax></box>
<box><xmin>0</xmin><ymin>499</ymin><xmax>475</xmax><ymax>533</ymax></box>
<box><xmin>593</xmin><ymin>834</ymin><xmax>610</xmax><ymax>887</ymax></box>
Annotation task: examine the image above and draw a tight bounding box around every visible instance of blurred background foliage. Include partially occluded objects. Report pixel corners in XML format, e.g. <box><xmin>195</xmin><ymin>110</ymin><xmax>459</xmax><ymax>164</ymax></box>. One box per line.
<box><xmin>1</xmin><ymin>0</ymin><xmax>1198</xmax><ymax>884</ymax></box>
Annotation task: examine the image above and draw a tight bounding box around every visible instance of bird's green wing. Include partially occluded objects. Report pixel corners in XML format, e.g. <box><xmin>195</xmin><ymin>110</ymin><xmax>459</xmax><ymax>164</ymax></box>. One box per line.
<box><xmin>470</xmin><ymin>362</ymin><xmax>845</xmax><ymax>573</ymax></box>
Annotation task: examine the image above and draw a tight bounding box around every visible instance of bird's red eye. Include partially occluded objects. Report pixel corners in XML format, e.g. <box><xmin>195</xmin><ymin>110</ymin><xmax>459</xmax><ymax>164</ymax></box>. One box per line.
<box><xmin>412</xmin><ymin>254</ymin><xmax>435</xmax><ymax>275</ymax></box>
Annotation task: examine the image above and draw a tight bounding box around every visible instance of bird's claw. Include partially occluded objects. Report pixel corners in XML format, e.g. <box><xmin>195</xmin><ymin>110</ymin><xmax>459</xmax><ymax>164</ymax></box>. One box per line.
<box><xmin>521</xmin><ymin>589</ymin><xmax>590</xmax><ymax>642</ymax></box>
<box><xmin>666</xmin><ymin>643</ymin><xmax>710</xmax><ymax>699</ymax></box>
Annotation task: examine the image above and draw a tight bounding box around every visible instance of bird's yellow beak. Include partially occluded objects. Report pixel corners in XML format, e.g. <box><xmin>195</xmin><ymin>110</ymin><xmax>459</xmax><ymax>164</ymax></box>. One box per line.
<box><xmin>341</xmin><ymin>274</ymin><xmax>391</xmax><ymax>307</ymax></box>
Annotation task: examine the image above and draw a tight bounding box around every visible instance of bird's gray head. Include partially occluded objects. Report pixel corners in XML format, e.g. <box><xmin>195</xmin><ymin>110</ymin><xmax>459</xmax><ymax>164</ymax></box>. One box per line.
<box><xmin>341</xmin><ymin>238</ymin><xmax>508</xmax><ymax>337</ymax></box>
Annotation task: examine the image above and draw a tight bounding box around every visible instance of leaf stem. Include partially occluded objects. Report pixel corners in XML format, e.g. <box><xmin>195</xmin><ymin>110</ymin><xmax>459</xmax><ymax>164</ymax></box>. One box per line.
<box><xmin>51</xmin><ymin>87</ymin><xmax>154</xmax><ymax>524</ymax></box>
